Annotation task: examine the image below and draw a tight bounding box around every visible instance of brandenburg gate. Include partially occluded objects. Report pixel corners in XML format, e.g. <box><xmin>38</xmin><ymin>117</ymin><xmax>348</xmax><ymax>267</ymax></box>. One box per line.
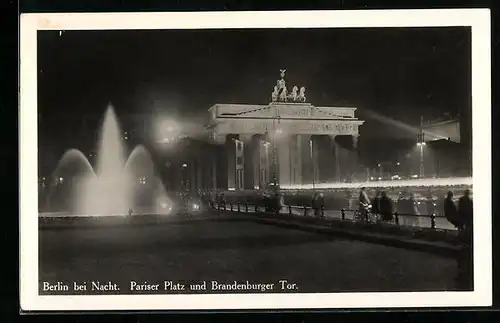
<box><xmin>206</xmin><ymin>70</ymin><xmax>365</xmax><ymax>190</ymax></box>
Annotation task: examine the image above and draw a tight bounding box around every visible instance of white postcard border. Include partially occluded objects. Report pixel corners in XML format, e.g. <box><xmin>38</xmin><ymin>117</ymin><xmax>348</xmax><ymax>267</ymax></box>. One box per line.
<box><xmin>20</xmin><ymin>9</ymin><xmax>492</xmax><ymax>311</ymax></box>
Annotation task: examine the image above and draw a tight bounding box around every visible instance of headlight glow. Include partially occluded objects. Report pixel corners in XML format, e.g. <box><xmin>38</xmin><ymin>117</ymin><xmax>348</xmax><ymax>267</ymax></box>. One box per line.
<box><xmin>161</xmin><ymin>202</ymin><xmax>173</xmax><ymax>214</ymax></box>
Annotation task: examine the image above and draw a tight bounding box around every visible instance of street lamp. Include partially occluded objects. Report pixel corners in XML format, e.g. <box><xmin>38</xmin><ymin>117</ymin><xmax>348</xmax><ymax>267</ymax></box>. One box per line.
<box><xmin>416</xmin><ymin>140</ymin><xmax>426</xmax><ymax>178</ymax></box>
<box><xmin>417</xmin><ymin>116</ymin><xmax>426</xmax><ymax>178</ymax></box>
<box><xmin>156</xmin><ymin>118</ymin><xmax>181</xmax><ymax>144</ymax></box>
<box><xmin>181</xmin><ymin>162</ymin><xmax>189</xmax><ymax>191</ymax></box>
<box><xmin>310</xmin><ymin>138</ymin><xmax>315</xmax><ymax>190</ymax></box>
<box><xmin>262</xmin><ymin>141</ymin><xmax>272</xmax><ymax>189</ymax></box>
<box><xmin>268</xmin><ymin>115</ymin><xmax>282</xmax><ymax>194</ymax></box>
<box><xmin>377</xmin><ymin>163</ymin><xmax>382</xmax><ymax>180</ymax></box>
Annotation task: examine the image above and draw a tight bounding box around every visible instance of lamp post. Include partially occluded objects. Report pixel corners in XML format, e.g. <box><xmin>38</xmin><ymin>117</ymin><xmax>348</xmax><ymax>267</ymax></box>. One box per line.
<box><xmin>263</xmin><ymin>141</ymin><xmax>270</xmax><ymax>189</ymax></box>
<box><xmin>310</xmin><ymin>138</ymin><xmax>315</xmax><ymax>190</ymax></box>
<box><xmin>264</xmin><ymin>130</ymin><xmax>277</xmax><ymax>194</ymax></box>
<box><xmin>181</xmin><ymin>162</ymin><xmax>189</xmax><ymax>191</ymax></box>
<box><xmin>270</xmin><ymin>116</ymin><xmax>281</xmax><ymax>194</ymax></box>
<box><xmin>417</xmin><ymin>140</ymin><xmax>426</xmax><ymax>178</ymax></box>
<box><xmin>417</xmin><ymin>116</ymin><xmax>426</xmax><ymax>178</ymax></box>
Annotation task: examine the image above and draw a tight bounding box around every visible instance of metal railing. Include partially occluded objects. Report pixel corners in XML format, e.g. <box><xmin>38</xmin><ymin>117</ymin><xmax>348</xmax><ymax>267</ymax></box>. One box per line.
<box><xmin>210</xmin><ymin>201</ymin><xmax>454</xmax><ymax>231</ymax></box>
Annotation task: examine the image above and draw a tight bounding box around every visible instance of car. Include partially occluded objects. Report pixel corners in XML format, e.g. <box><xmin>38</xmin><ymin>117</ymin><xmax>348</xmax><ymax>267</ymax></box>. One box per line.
<box><xmin>167</xmin><ymin>195</ymin><xmax>203</xmax><ymax>215</ymax></box>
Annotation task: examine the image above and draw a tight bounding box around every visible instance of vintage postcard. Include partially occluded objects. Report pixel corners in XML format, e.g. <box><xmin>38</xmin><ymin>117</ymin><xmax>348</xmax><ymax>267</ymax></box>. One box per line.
<box><xmin>20</xmin><ymin>9</ymin><xmax>491</xmax><ymax>311</ymax></box>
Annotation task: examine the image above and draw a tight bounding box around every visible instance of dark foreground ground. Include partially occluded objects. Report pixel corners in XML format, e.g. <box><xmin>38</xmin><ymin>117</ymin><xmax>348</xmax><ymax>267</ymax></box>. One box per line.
<box><xmin>39</xmin><ymin>212</ymin><xmax>458</xmax><ymax>294</ymax></box>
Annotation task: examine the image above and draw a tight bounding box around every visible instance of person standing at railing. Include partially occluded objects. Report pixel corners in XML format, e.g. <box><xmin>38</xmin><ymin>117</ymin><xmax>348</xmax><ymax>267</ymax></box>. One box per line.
<box><xmin>371</xmin><ymin>190</ymin><xmax>381</xmax><ymax>221</ymax></box>
<box><xmin>397</xmin><ymin>192</ymin><xmax>418</xmax><ymax>227</ymax></box>
<box><xmin>358</xmin><ymin>187</ymin><xmax>371</xmax><ymax>221</ymax></box>
<box><xmin>444</xmin><ymin>191</ymin><xmax>459</xmax><ymax>230</ymax></box>
<box><xmin>318</xmin><ymin>193</ymin><xmax>325</xmax><ymax>217</ymax></box>
<box><xmin>458</xmin><ymin>189</ymin><xmax>473</xmax><ymax>232</ymax></box>
<box><xmin>210</xmin><ymin>190</ymin><xmax>217</xmax><ymax>209</ymax></box>
<box><xmin>408</xmin><ymin>193</ymin><xmax>421</xmax><ymax>227</ymax></box>
<box><xmin>212</xmin><ymin>190</ymin><xmax>220</xmax><ymax>209</ymax></box>
<box><xmin>280</xmin><ymin>193</ymin><xmax>286</xmax><ymax>210</ymax></box>
<box><xmin>457</xmin><ymin>189</ymin><xmax>473</xmax><ymax>290</ymax></box>
<box><xmin>310</xmin><ymin>192</ymin><xmax>316</xmax><ymax>215</ymax></box>
<box><xmin>264</xmin><ymin>192</ymin><xmax>272</xmax><ymax>212</ymax></box>
<box><xmin>379</xmin><ymin>191</ymin><xmax>394</xmax><ymax>222</ymax></box>
<box><xmin>312</xmin><ymin>192</ymin><xmax>324</xmax><ymax>218</ymax></box>
<box><xmin>272</xmin><ymin>192</ymin><xmax>284</xmax><ymax>214</ymax></box>
<box><xmin>312</xmin><ymin>192</ymin><xmax>318</xmax><ymax>217</ymax></box>
<box><xmin>218</xmin><ymin>193</ymin><xmax>226</xmax><ymax>209</ymax></box>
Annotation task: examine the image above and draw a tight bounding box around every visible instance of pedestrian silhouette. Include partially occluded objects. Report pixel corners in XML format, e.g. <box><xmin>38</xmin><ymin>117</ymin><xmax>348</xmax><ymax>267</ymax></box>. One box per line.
<box><xmin>313</xmin><ymin>193</ymin><xmax>324</xmax><ymax>218</ymax></box>
<box><xmin>456</xmin><ymin>189</ymin><xmax>473</xmax><ymax>290</ymax></box>
<box><xmin>458</xmin><ymin>189</ymin><xmax>473</xmax><ymax>231</ymax></box>
<box><xmin>358</xmin><ymin>187</ymin><xmax>370</xmax><ymax>221</ymax></box>
<box><xmin>379</xmin><ymin>191</ymin><xmax>394</xmax><ymax>222</ymax></box>
<box><xmin>444</xmin><ymin>191</ymin><xmax>459</xmax><ymax>229</ymax></box>
<box><xmin>372</xmin><ymin>190</ymin><xmax>381</xmax><ymax>219</ymax></box>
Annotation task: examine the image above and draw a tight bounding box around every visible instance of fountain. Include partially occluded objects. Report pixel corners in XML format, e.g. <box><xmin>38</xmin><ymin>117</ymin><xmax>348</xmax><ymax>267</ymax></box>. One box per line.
<box><xmin>42</xmin><ymin>105</ymin><xmax>170</xmax><ymax>216</ymax></box>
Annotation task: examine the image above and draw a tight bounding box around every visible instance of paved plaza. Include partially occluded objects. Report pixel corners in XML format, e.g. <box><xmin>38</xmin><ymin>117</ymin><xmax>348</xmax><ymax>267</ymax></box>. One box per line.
<box><xmin>39</xmin><ymin>212</ymin><xmax>459</xmax><ymax>295</ymax></box>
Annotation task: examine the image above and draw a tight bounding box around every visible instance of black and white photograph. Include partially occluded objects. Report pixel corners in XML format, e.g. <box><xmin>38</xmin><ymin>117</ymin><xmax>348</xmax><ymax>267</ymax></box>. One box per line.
<box><xmin>20</xmin><ymin>10</ymin><xmax>491</xmax><ymax>311</ymax></box>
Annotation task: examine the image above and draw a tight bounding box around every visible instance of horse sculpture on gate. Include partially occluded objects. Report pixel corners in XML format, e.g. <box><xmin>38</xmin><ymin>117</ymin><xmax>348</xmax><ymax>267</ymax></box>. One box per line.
<box><xmin>288</xmin><ymin>86</ymin><xmax>298</xmax><ymax>101</ymax></box>
<box><xmin>271</xmin><ymin>86</ymin><xmax>279</xmax><ymax>102</ymax></box>
<box><xmin>270</xmin><ymin>69</ymin><xmax>307</xmax><ymax>103</ymax></box>
<box><xmin>297</xmin><ymin>86</ymin><xmax>306</xmax><ymax>102</ymax></box>
<box><xmin>279</xmin><ymin>86</ymin><xmax>288</xmax><ymax>102</ymax></box>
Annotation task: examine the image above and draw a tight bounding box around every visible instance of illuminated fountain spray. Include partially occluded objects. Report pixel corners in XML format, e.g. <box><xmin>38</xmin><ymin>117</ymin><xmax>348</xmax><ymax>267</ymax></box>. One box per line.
<box><xmin>45</xmin><ymin>104</ymin><xmax>170</xmax><ymax>216</ymax></box>
<box><xmin>78</xmin><ymin>106</ymin><xmax>132</xmax><ymax>215</ymax></box>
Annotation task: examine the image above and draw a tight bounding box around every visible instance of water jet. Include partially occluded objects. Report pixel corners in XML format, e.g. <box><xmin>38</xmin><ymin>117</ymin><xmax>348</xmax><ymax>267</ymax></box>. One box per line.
<box><xmin>42</xmin><ymin>105</ymin><xmax>170</xmax><ymax>216</ymax></box>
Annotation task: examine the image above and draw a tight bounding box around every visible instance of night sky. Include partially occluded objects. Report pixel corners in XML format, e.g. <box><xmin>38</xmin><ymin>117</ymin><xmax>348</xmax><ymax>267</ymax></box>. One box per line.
<box><xmin>37</xmin><ymin>27</ymin><xmax>471</xmax><ymax>169</ymax></box>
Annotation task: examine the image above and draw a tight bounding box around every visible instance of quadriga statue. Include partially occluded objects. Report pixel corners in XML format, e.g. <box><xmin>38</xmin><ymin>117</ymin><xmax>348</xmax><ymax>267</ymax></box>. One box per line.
<box><xmin>271</xmin><ymin>86</ymin><xmax>279</xmax><ymax>102</ymax></box>
<box><xmin>288</xmin><ymin>86</ymin><xmax>298</xmax><ymax>101</ymax></box>
<box><xmin>279</xmin><ymin>86</ymin><xmax>288</xmax><ymax>102</ymax></box>
<box><xmin>298</xmin><ymin>86</ymin><xmax>306</xmax><ymax>102</ymax></box>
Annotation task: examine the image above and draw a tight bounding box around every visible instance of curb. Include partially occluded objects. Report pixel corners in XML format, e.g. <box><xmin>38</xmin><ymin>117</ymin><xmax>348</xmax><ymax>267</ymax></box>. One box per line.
<box><xmin>221</xmin><ymin>212</ymin><xmax>460</xmax><ymax>258</ymax></box>
<box><xmin>38</xmin><ymin>212</ymin><xmax>225</xmax><ymax>230</ymax></box>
